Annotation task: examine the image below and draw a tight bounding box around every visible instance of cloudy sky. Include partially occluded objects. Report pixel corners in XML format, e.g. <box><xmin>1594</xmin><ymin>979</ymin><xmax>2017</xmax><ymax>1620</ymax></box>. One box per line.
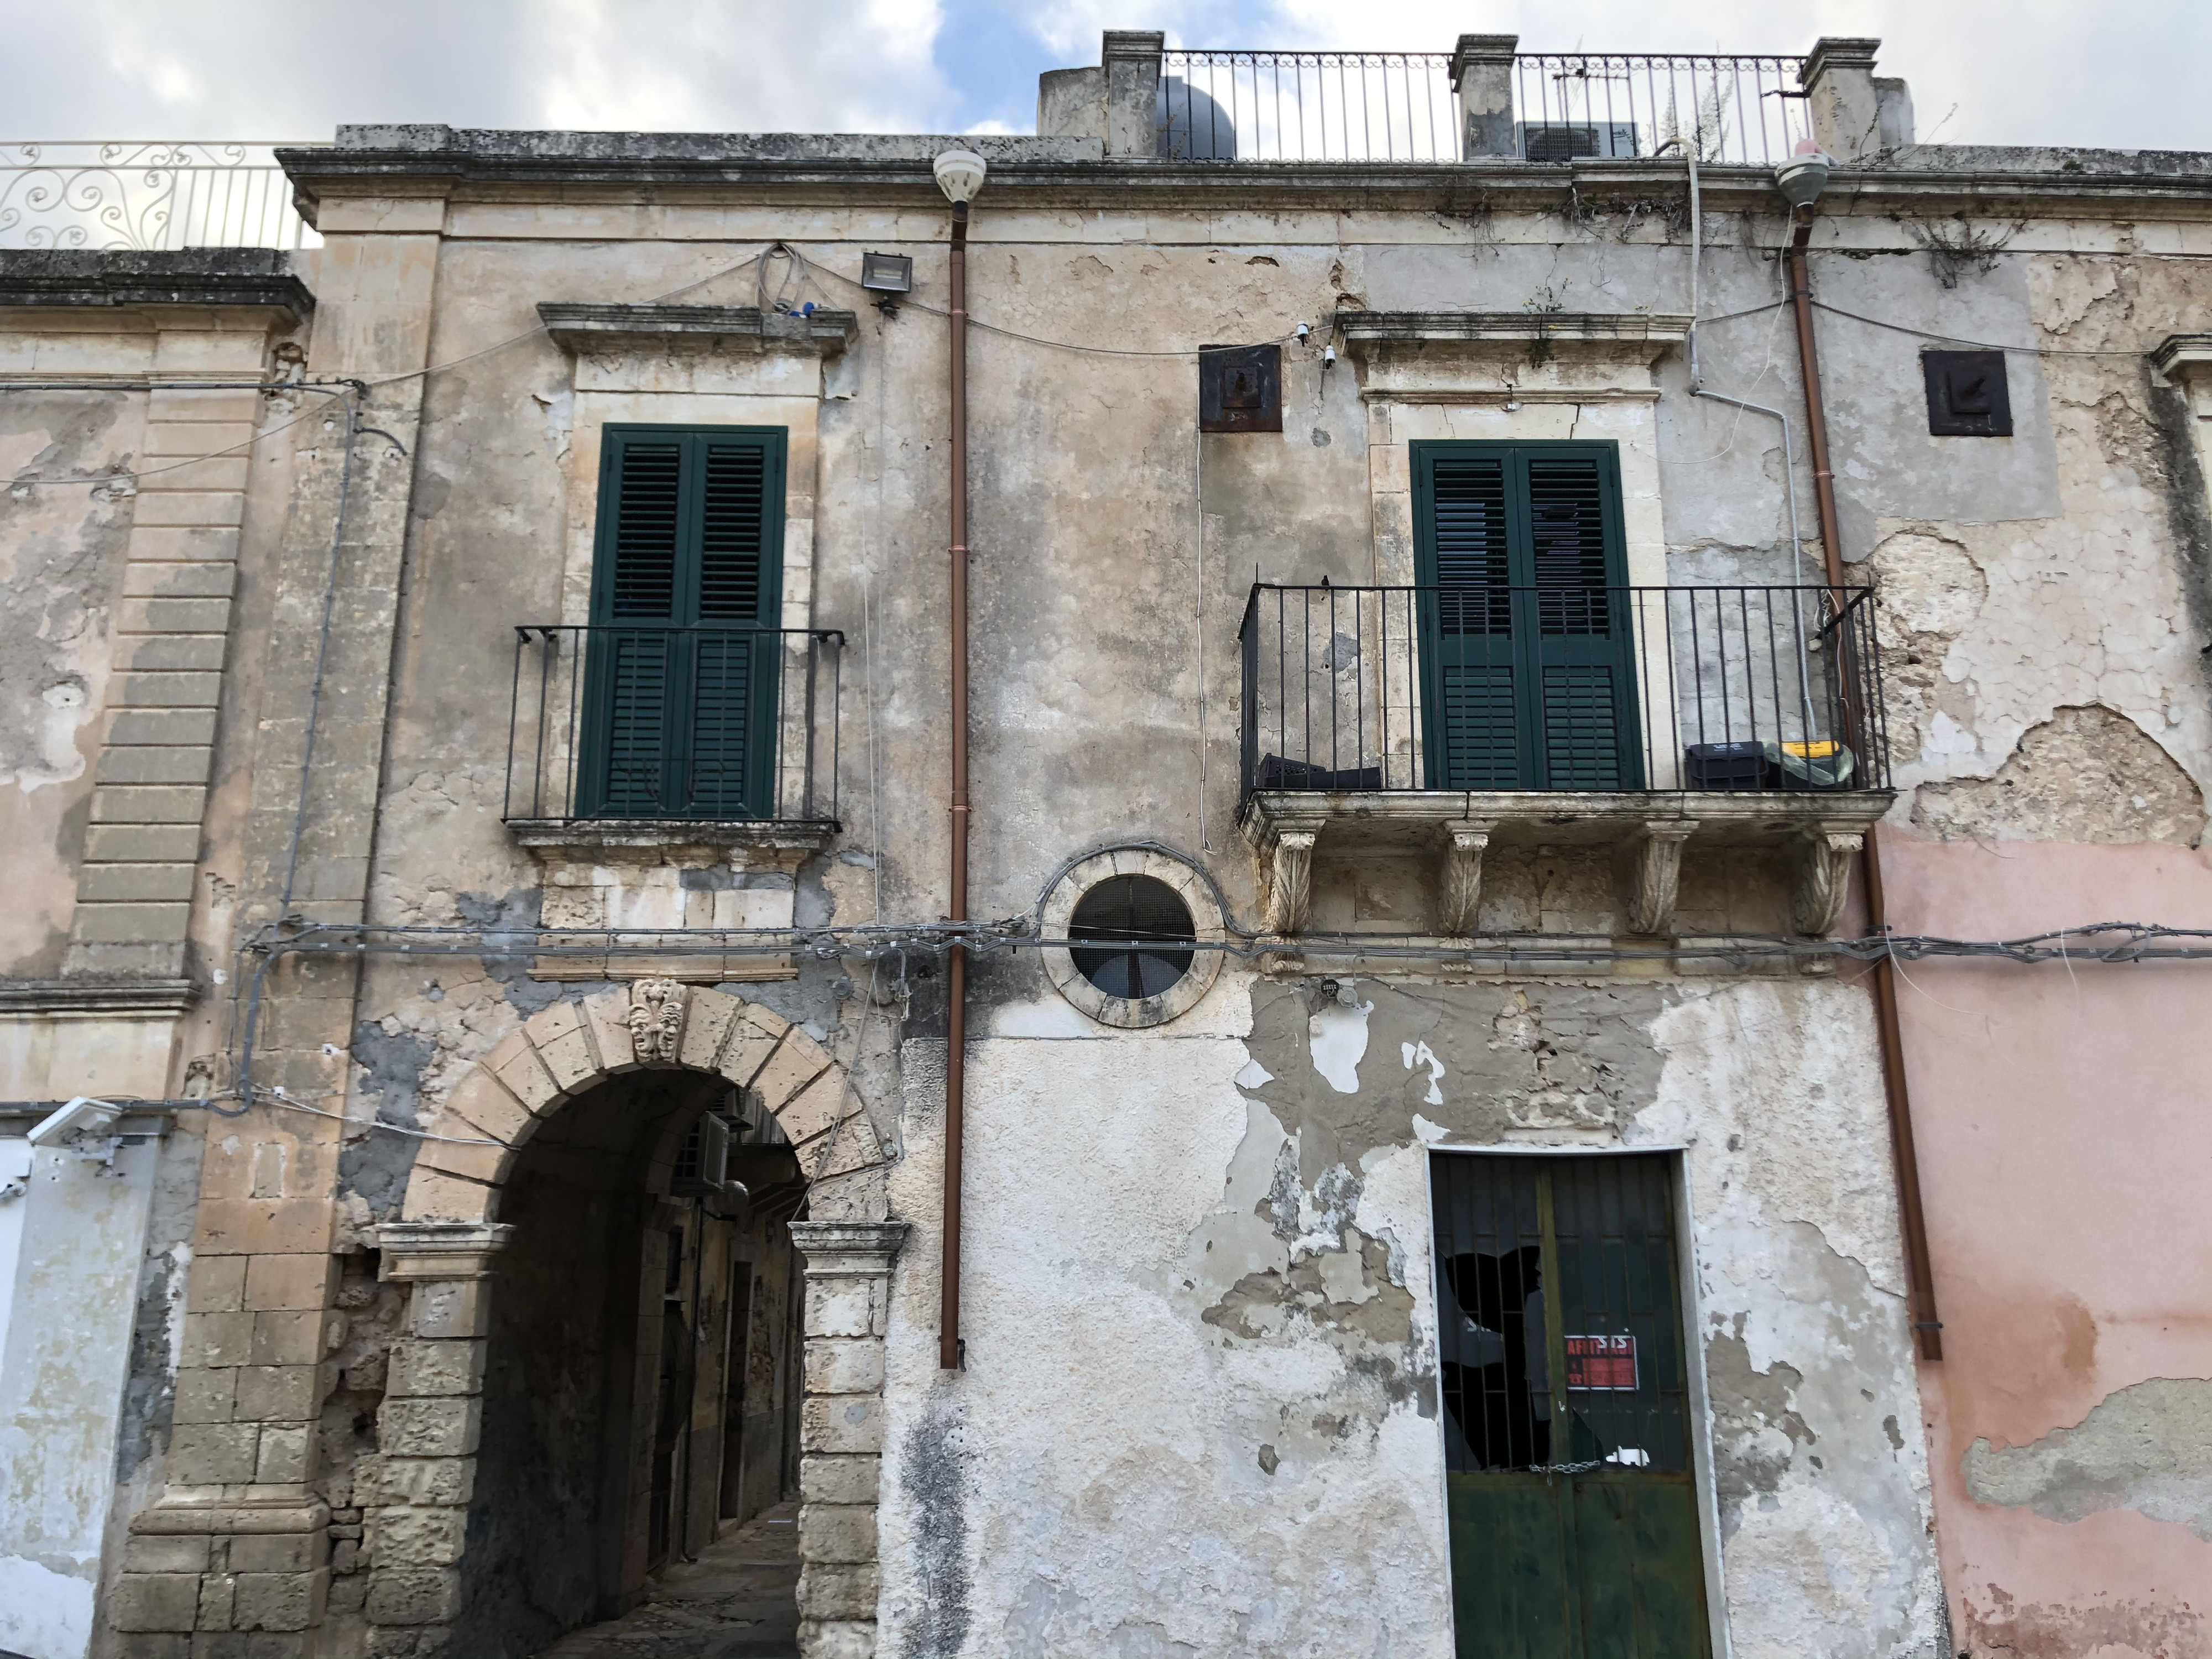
<box><xmin>3</xmin><ymin>0</ymin><xmax>2197</xmax><ymax>152</ymax></box>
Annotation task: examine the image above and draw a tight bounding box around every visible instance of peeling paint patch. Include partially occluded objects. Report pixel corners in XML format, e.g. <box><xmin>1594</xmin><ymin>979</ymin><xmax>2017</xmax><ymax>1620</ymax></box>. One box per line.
<box><xmin>1963</xmin><ymin>1376</ymin><xmax>2212</xmax><ymax>1541</ymax></box>
<box><xmin>1961</xmin><ymin>1584</ymin><xmax>2207</xmax><ymax>1659</ymax></box>
<box><xmin>1913</xmin><ymin>705</ymin><xmax>2205</xmax><ymax>843</ymax></box>
<box><xmin>1400</xmin><ymin>1040</ymin><xmax>1444</xmax><ymax>1106</ymax></box>
<box><xmin>1307</xmin><ymin>986</ymin><xmax>1372</xmax><ymax>1093</ymax></box>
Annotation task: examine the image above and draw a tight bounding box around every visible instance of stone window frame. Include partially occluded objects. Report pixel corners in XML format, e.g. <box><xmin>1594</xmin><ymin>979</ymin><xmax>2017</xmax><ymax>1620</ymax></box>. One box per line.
<box><xmin>1039</xmin><ymin>847</ymin><xmax>1225</xmax><ymax>1028</ymax></box>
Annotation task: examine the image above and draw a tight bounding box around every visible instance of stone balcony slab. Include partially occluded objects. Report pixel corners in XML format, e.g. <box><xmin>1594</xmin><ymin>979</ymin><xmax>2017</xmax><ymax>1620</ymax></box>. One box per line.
<box><xmin>1240</xmin><ymin>787</ymin><xmax>1894</xmax><ymax>938</ymax></box>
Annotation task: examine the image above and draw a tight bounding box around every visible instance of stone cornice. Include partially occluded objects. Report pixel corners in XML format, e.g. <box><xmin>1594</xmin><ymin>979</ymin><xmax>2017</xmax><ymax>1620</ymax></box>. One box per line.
<box><xmin>537</xmin><ymin>302</ymin><xmax>858</xmax><ymax>357</ymax></box>
<box><xmin>373</xmin><ymin>1220</ymin><xmax>516</xmax><ymax>1280</ymax></box>
<box><xmin>277</xmin><ymin>134</ymin><xmax>2212</xmax><ymax>222</ymax></box>
<box><xmin>2152</xmin><ymin>333</ymin><xmax>2212</xmax><ymax>384</ymax></box>
<box><xmin>0</xmin><ymin>250</ymin><xmax>313</xmax><ymax>319</ymax></box>
<box><xmin>0</xmin><ymin>978</ymin><xmax>197</xmax><ymax>1016</ymax></box>
<box><xmin>1342</xmin><ymin>311</ymin><xmax>1693</xmax><ymax>351</ymax></box>
<box><xmin>788</xmin><ymin>1219</ymin><xmax>909</xmax><ymax>1270</ymax></box>
<box><xmin>507</xmin><ymin>818</ymin><xmax>837</xmax><ymax>856</ymax></box>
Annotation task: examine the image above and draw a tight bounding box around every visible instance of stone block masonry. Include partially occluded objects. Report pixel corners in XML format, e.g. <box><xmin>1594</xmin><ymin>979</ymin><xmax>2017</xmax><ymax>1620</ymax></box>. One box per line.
<box><xmin>791</xmin><ymin>1221</ymin><xmax>907</xmax><ymax>1659</ymax></box>
<box><xmin>66</xmin><ymin>378</ymin><xmax>280</xmax><ymax>978</ymax></box>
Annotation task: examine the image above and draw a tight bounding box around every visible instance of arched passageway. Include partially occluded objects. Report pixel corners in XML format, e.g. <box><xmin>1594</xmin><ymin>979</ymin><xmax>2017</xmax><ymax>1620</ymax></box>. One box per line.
<box><xmin>362</xmin><ymin>983</ymin><xmax>900</xmax><ymax>1659</ymax></box>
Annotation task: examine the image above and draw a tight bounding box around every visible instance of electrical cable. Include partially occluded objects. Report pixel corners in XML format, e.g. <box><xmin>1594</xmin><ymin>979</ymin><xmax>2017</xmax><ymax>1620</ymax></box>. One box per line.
<box><xmin>1809</xmin><ymin>298</ymin><xmax>2156</xmax><ymax>358</ymax></box>
<box><xmin>2</xmin><ymin>378</ymin><xmax>355</xmax><ymax>486</ymax></box>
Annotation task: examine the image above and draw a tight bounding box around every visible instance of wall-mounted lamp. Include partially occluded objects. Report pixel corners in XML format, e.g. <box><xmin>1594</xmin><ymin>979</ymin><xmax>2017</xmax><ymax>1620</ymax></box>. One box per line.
<box><xmin>932</xmin><ymin>148</ymin><xmax>988</xmax><ymax>206</ymax></box>
<box><xmin>860</xmin><ymin>252</ymin><xmax>914</xmax><ymax>294</ymax></box>
<box><xmin>1775</xmin><ymin>138</ymin><xmax>1833</xmax><ymax>210</ymax></box>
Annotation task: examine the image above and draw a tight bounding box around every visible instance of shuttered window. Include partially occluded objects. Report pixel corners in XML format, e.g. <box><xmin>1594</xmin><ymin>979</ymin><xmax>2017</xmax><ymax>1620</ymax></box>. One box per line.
<box><xmin>580</xmin><ymin>426</ymin><xmax>786</xmax><ymax>819</ymax></box>
<box><xmin>1413</xmin><ymin>442</ymin><xmax>1641</xmax><ymax>790</ymax></box>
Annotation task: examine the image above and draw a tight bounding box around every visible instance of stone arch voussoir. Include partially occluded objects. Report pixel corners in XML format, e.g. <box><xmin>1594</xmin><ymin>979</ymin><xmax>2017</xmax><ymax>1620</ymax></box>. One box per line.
<box><xmin>398</xmin><ymin>981</ymin><xmax>883</xmax><ymax>1224</ymax></box>
<box><xmin>368</xmin><ymin>980</ymin><xmax>903</xmax><ymax>1659</ymax></box>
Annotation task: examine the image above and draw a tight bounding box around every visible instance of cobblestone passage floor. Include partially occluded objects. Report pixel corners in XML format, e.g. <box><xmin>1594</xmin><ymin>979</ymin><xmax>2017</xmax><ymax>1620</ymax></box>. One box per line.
<box><xmin>532</xmin><ymin>1503</ymin><xmax>801</xmax><ymax>1658</ymax></box>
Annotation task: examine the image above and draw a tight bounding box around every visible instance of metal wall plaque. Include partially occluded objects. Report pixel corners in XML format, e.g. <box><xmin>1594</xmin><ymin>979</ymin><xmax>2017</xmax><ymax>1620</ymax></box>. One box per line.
<box><xmin>1922</xmin><ymin>348</ymin><xmax>2013</xmax><ymax>436</ymax></box>
<box><xmin>1199</xmin><ymin>343</ymin><xmax>1282</xmax><ymax>434</ymax></box>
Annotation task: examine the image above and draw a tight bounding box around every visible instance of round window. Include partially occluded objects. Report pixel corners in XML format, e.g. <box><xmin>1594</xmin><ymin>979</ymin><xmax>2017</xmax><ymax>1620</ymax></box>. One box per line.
<box><xmin>1068</xmin><ymin>874</ymin><xmax>1196</xmax><ymax>999</ymax></box>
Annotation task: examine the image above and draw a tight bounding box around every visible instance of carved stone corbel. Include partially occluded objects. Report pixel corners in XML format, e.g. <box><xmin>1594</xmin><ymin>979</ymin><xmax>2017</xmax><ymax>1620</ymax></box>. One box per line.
<box><xmin>1621</xmin><ymin>822</ymin><xmax>1698</xmax><ymax>936</ymax></box>
<box><xmin>628</xmin><ymin>977</ymin><xmax>688</xmax><ymax>1064</ymax></box>
<box><xmin>1259</xmin><ymin>820</ymin><xmax>1324</xmax><ymax>936</ymax></box>
<box><xmin>1791</xmin><ymin>827</ymin><xmax>1865</xmax><ymax>936</ymax></box>
<box><xmin>1437</xmin><ymin>819</ymin><xmax>1496</xmax><ymax>936</ymax></box>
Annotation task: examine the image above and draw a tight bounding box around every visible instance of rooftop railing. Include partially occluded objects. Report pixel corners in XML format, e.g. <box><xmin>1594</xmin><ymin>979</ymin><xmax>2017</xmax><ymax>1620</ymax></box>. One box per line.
<box><xmin>1238</xmin><ymin>583</ymin><xmax>1889</xmax><ymax>799</ymax></box>
<box><xmin>0</xmin><ymin>143</ymin><xmax>319</xmax><ymax>251</ymax></box>
<box><xmin>1156</xmin><ymin>50</ymin><xmax>1815</xmax><ymax>165</ymax></box>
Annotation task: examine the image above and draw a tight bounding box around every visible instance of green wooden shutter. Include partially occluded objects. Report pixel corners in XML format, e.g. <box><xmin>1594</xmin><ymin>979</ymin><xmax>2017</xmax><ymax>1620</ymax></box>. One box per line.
<box><xmin>590</xmin><ymin>434</ymin><xmax>686</xmax><ymax>813</ymax></box>
<box><xmin>580</xmin><ymin>426</ymin><xmax>785</xmax><ymax>818</ymax></box>
<box><xmin>1415</xmin><ymin>442</ymin><xmax>1642</xmax><ymax>791</ymax></box>
<box><xmin>686</xmin><ymin>436</ymin><xmax>777</xmax><ymax>815</ymax></box>
<box><xmin>1524</xmin><ymin>455</ymin><xmax>1636</xmax><ymax>790</ymax></box>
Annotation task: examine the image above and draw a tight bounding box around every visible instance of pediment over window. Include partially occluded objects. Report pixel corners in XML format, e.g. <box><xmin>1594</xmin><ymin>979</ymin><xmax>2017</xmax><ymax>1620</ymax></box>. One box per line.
<box><xmin>539</xmin><ymin>302</ymin><xmax>858</xmax><ymax>355</ymax></box>
<box><xmin>538</xmin><ymin>303</ymin><xmax>859</xmax><ymax>396</ymax></box>
<box><xmin>1340</xmin><ymin>310</ymin><xmax>1692</xmax><ymax>402</ymax></box>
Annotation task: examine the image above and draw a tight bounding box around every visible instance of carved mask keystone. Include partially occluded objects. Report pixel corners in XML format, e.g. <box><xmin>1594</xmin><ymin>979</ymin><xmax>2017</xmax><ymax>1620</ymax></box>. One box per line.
<box><xmin>628</xmin><ymin>978</ymin><xmax>688</xmax><ymax>1065</ymax></box>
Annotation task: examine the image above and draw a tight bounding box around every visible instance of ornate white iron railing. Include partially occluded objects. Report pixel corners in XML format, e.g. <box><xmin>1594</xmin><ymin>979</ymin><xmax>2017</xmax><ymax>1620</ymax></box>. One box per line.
<box><xmin>0</xmin><ymin>143</ymin><xmax>319</xmax><ymax>251</ymax></box>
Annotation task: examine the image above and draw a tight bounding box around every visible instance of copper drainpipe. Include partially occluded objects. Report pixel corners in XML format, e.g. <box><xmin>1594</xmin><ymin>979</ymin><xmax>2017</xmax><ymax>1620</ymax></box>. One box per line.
<box><xmin>1786</xmin><ymin>209</ymin><xmax>1944</xmax><ymax>1362</ymax></box>
<box><xmin>940</xmin><ymin>197</ymin><xmax>971</xmax><ymax>1371</ymax></box>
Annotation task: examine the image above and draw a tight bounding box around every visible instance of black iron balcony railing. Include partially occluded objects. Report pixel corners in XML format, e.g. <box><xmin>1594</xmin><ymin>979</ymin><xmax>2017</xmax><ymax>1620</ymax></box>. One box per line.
<box><xmin>1238</xmin><ymin>583</ymin><xmax>1888</xmax><ymax>799</ymax></box>
<box><xmin>504</xmin><ymin>624</ymin><xmax>841</xmax><ymax>826</ymax></box>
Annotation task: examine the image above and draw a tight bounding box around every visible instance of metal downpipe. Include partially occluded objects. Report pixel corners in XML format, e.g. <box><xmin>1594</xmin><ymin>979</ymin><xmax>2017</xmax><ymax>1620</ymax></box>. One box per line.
<box><xmin>941</xmin><ymin>198</ymin><xmax>971</xmax><ymax>1371</ymax></box>
<box><xmin>1786</xmin><ymin>208</ymin><xmax>1945</xmax><ymax>1362</ymax></box>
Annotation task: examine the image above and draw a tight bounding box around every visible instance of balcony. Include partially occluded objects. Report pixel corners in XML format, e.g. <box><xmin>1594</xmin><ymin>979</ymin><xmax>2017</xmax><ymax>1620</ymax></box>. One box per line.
<box><xmin>503</xmin><ymin>623</ymin><xmax>842</xmax><ymax>836</ymax></box>
<box><xmin>1235</xmin><ymin>583</ymin><xmax>1893</xmax><ymax>939</ymax></box>
<box><xmin>501</xmin><ymin>624</ymin><xmax>843</xmax><ymax>980</ymax></box>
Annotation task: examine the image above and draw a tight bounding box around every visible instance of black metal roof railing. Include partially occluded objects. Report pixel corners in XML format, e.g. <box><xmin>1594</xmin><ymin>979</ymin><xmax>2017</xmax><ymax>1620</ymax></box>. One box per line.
<box><xmin>1157</xmin><ymin>51</ymin><xmax>1814</xmax><ymax>165</ymax></box>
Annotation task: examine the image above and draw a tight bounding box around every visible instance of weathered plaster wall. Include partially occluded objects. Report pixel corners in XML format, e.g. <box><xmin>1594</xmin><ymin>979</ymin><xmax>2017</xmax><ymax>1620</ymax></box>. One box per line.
<box><xmin>0</xmin><ymin>389</ymin><xmax>137</xmax><ymax>975</ymax></box>
<box><xmin>0</xmin><ymin>1128</ymin><xmax>170</xmax><ymax>1659</ymax></box>
<box><xmin>61</xmin><ymin>159</ymin><xmax>2212</xmax><ymax>1657</ymax></box>
<box><xmin>878</xmin><ymin>963</ymin><xmax>1939</xmax><ymax>1657</ymax></box>
<box><xmin>1880</xmin><ymin>837</ymin><xmax>2212</xmax><ymax>1657</ymax></box>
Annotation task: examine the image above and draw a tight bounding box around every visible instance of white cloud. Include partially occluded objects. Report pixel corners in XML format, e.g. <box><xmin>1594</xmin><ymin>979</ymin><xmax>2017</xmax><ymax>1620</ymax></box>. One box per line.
<box><xmin>1</xmin><ymin>0</ymin><xmax>2194</xmax><ymax>153</ymax></box>
<box><xmin>8</xmin><ymin>0</ymin><xmax>959</xmax><ymax>137</ymax></box>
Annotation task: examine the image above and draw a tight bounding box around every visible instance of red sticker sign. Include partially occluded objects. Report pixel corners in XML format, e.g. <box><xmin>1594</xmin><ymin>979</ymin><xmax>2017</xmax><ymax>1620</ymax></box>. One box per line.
<box><xmin>1564</xmin><ymin>1334</ymin><xmax>1637</xmax><ymax>1391</ymax></box>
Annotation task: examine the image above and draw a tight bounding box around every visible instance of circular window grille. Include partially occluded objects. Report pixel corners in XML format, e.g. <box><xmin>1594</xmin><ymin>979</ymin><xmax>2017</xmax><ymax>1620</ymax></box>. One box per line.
<box><xmin>1069</xmin><ymin>875</ymin><xmax>1196</xmax><ymax>999</ymax></box>
<box><xmin>1040</xmin><ymin>849</ymin><xmax>1224</xmax><ymax>1029</ymax></box>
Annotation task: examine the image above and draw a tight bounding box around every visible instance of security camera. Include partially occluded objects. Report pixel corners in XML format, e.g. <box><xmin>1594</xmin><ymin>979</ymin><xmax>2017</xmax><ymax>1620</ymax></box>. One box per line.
<box><xmin>28</xmin><ymin>1096</ymin><xmax>121</xmax><ymax>1148</ymax></box>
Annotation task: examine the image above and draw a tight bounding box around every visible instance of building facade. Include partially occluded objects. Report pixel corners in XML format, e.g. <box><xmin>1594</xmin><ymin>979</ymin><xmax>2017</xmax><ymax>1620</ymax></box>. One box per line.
<box><xmin>1</xmin><ymin>30</ymin><xmax>2208</xmax><ymax>1659</ymax></box>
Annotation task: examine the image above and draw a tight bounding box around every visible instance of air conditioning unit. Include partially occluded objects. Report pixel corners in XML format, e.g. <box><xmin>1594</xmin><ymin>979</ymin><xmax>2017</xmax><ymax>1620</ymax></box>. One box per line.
<box><xmin>1517</xmin><ymin>123</ymin><xmax>1640</xmax><ymax>163</ymax></box>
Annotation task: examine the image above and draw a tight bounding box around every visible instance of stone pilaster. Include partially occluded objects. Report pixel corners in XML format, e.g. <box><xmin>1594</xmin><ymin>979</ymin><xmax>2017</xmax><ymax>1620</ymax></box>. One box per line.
<box><xmin>356</xmin><ymin>1222</ymin><xmax>512</xmax><ymax>1659</ymax></box>
<box><xmin>1103</xmin><ymin>31</ymin><xmax>1166</xmax><ymax>158</ymax></box>
<box><xmin>108</xmin><ymin>1245</ymin><xmax>339</xmax><ymax>1657</ymax></box>
<box><xmin>790</xmin><ymin>1219</ymin><xmax>907</xmax><ymax>1659</ymax></box>
<box><xmin>1801</xmin><ymin>38</ymin><xmax>1884</xmax><ymax>162</ymax></box>
<box><xmin>1449</xmin><ymin>34</ymin><xmax>1520</xmax><ymax>160</ymax></box>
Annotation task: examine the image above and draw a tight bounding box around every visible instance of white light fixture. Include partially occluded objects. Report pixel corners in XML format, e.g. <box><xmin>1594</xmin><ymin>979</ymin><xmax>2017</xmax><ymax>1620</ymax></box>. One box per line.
<box><xmin>28</xmin><ymin>1095</ymin><xmax>119</xmax><ymax>1147</ymax></box>
<box><xmin>933</xmin><ymin>149</ymin><xmax>988</xmax><ymax>206</ymax></box>
<box><xmin>1775</xmin><ymin>139</ymin><xmax>1833</xmax><ymax>210</ymax></box>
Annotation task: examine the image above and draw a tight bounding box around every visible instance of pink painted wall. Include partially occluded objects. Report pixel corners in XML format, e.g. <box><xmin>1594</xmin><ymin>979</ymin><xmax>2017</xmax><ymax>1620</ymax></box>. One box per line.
<box><xmin>1876</xmin><ymin>833</ymin><xmax>2212</xmax><ymax>1657</ymax></box>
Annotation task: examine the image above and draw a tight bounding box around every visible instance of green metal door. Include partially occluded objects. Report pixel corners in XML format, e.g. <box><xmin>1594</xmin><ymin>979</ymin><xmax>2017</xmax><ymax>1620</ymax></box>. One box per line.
<box><xmin>580</xmin><ymin>425</ymin><xmax>786</xmax><ymax>818</ymax></box>
<box><xmin>1433</xmin><ymin>1152</ymin><xmax>1709</xmax><ymax>1659</ymax></box>
<box><xmin>1413</xmin><ymin>443</ymin><xmax>1645</xmax><ymax>790</ymax></box>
